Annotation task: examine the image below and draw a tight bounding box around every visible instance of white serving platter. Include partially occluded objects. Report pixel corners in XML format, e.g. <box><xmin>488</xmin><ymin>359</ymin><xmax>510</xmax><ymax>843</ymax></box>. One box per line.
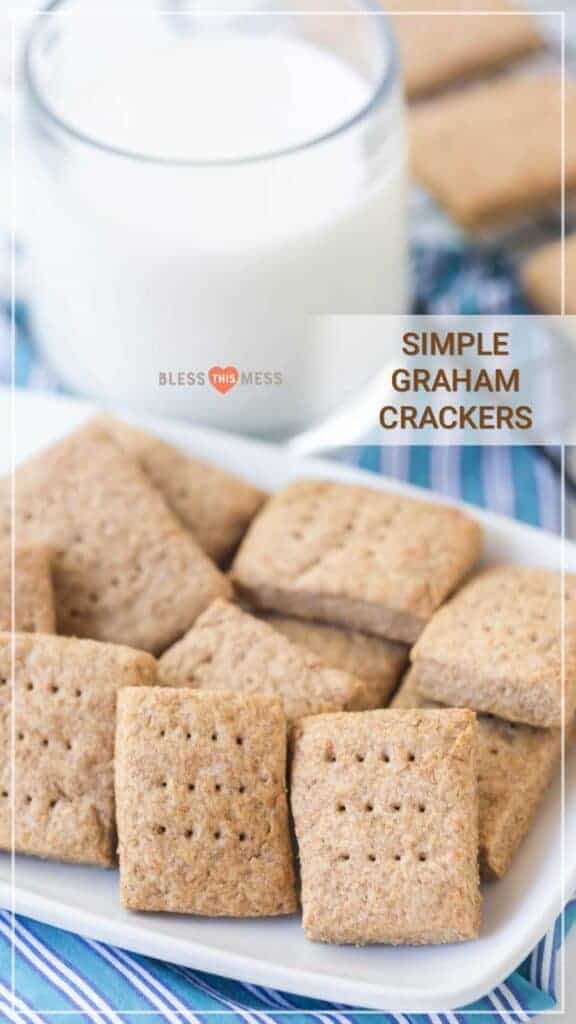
<box><xmin>0</xmin><ymin>388</ymin><xmax>575</xmax><ymax>1014</ymax></box>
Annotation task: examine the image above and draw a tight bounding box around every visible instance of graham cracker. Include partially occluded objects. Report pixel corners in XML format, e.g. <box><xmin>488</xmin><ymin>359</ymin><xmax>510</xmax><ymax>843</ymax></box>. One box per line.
<box><xmin>0</xmin><ymin>422</ymin><xmax>231</xmax><ymax>653</ymax></box>
<box><xmin>387</xmin><ymin>0</ymin><xmax>542</xmax><ymax>101</ymax></box>
<box><xmin>290</xmin><ymin>708</ymin><xmax>480</xmax><ymax>944</ymax></box>
<box><xmin>100</xmin><ymin>417</ymin><xmax>266</xmax><ymax>564</ymax></box>
<box><xmin>158</xmin><ymin>599</ymin><xmax>367</xmax><ymax>723</ymax></box>
<box><xmin>259</xmin><ymin>612</ymin><xmax>408</xmax><ymax>709</ymax></box>
<box><xmin>411</xmin><ymin>74</ymin><xmax>576</xmax><ymax>232</ymax></box>
<box><xmin>411</xmin><ymin>566</ymin><xmax>576</xmax><ymax>728</ymax></box>
<box><xmin>0</xmin><ymin>544</ymin><xmax>56</xmax><ymax>633</ymax></box>
<box><xmin>521</xmin><ymin>234</ymin><xmax>576</xmax><ymax>316</ymax></box>
<box><xmin>0</xmin><ymin>632</ymin><xmax>157</xmax><ymax>866</ymax></box>
<box><xmin>115</xmin><ymin>688</ymin><xmax>297</xmax><ymax>915</ymax></box>
<box><xmin>392</xmin><ymin>670</ymin><xmax>562</xmax><ymax>879</ymax></box>
<box><xmin>231</xmin><ymin>480</ymin><xmax>482</xmax><ymax>644</ymax></box>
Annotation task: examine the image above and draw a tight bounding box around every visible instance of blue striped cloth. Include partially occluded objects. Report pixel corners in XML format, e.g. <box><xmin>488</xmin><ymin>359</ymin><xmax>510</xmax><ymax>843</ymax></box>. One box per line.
<box><xmin>1</xmin><ymin>243</ymin><xmax>575</xmax><ymax>1021</ymax></box>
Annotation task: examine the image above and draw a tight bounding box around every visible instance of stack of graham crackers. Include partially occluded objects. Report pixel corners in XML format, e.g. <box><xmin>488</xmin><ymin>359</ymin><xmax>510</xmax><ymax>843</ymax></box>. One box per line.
<box><xmin>1</xmin><ymin>419</ymin><xmax>573</xmax><ymax>946</ymax></box>
<box><xmin>383</xmin><ymin>0</ymin><xmax>576</xmax><ymax>309</ymax></box>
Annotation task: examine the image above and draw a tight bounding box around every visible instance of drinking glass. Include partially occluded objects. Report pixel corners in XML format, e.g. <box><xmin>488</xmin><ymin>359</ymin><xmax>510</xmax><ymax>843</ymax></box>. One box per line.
<box><xmin>18</xmin><ymin>0</ymin><xmax>408</xmax><ymax>437</ymax></box>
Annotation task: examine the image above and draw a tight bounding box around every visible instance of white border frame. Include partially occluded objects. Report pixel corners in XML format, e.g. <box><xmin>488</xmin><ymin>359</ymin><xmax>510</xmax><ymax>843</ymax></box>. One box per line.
<box><xmin>6</xmin><ymin>4</ymin><xmax>571</xmax><ymax>1016</ymax></box>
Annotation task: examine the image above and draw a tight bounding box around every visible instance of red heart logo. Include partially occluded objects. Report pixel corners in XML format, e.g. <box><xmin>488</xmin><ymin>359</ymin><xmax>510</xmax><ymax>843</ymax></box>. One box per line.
<box><xmin>208</xmin><ymin>365</ymin><xmax>239</xmax><ymax>395</ymax></box>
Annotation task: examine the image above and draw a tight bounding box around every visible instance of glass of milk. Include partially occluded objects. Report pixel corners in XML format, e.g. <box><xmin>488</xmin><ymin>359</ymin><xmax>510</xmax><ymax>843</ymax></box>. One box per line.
<box><xmin>20</xmin><ymin>0</ymin><xmax>408</xmax><ymax>438</ymax></box>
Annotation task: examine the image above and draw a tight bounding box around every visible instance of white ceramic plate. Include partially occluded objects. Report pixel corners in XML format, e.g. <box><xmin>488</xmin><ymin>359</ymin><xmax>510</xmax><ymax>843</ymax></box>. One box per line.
<box><xmin>0</xmin><ymin>389</ymin><xmax>575</xmax><ymax>1014</ymax></box>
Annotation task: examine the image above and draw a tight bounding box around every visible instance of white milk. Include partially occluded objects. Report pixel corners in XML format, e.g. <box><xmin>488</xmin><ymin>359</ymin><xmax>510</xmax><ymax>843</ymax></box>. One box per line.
<box><xmin>23</xmin><ymin>24</ymin><xmax>408</xmax><ymax>436</ymax></box>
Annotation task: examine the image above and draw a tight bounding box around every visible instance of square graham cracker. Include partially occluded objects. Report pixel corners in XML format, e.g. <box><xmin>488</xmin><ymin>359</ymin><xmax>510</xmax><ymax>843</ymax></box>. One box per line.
<box><xmin>290</xmin><ymin>708</ymin><xmax>480</xmax><ymax>944</ymax></box>
<box><xmin>0</xmin><ymin>422</ymin><xmax>231</xmax><ymax>653</ymax></box>
<box><xmin>231</xmin><ymin>480</ymin><xmax>481</xmax><ymax>644</ymax></box>
<box><xmin>99</xmin><ymin>417</ymin><xmax>266</xmax><ymax>564</ymax></box>
<box><xmin>115</xmin><ymin>688</ymin><xmax>297</xmax><ymax>915</ymax></box>
<box><xmin>411</xmin><ymin>74</ymin><xmax>576</xmax><ymax>232</ymax></box>
<box><xmin>158</xmin><ymin>599</ymin><xmax>368</xmax><ymax>723</ymax></box>
<box><xmin>258</xmin><ymin>612</ymin><xmax>408</xmax><ymax>709</ymax></box>
<box><xmin>392</xmin><ymin>670</ymin><xmax>562</xmax><ymax>879</ymax></box>
<box><xmin>521</xmin><ymin>234</ymin><xmax>576</xmax><ymax>316</ymax></box>
<box><xmin>386</xmin><ymin>0</ymin><xmax>542</xmax><ymax>101</ymax></box>
<box><xmin>0</xmin><ymin>632</ymin><xmax>157</xmax><ymax>866</ymax></box>
<box><xmin>411</xmin><ymin>566</ymin><xmax>576</xmax><ymax>728</ymax></box>
<box><xmin>0</xmin><ymin>544</ymin><xmax>56</xmax><ymax>633</ymax></box>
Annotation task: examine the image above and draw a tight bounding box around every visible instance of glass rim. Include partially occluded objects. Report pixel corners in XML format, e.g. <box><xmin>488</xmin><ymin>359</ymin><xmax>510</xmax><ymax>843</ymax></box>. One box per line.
<box><xmin>23</xmin><ymin>0</ymin><xmax>400</xmax><ymax>168</ymax></box>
